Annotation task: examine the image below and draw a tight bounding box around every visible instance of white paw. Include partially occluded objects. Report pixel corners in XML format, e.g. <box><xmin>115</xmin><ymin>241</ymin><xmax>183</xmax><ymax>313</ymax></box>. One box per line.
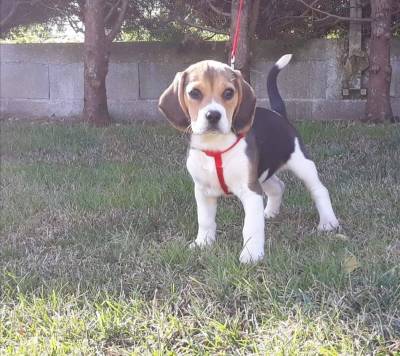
<box><xmin>189</xmin><ymin>241</ymin><xmax>205</xmax><ymax>249</ymax></box>
<box><xmin>318</xmin><ymin>217</ymin><xmax>340</xmax><ymax>231</ymax></box>
<box><xmin>239</xmin><ymin>247</ymin><xmax>264</xmax><ymax>264</ymax></box>
<box><xmin>189</xmin><ymin>241</ymin><xmax>199</xmax><ymax>249</ymax></box>
<box><xmin>189</xmin><ymin>238</ymin><xmax>214</xmax><ymax>249</ymax></box>
<box><xmin>264</xmin><ymin>206</ymin><xmax>280</xmax><ymax>219</ymax></box>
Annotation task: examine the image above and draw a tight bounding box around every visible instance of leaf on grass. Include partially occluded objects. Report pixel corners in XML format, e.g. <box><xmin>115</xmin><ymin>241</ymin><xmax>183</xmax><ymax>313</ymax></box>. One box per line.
<box><xmin>343</xmin><ymin>255</ymin><xmax>360</xmax><ymax>273</ymax></box>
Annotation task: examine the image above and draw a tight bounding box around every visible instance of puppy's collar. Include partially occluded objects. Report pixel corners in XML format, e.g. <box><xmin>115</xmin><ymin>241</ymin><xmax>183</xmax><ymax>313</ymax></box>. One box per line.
<box><xmin>200</xmin><ymin>133</ymin><xmax>245</xmax><ymax>195</ymax></box>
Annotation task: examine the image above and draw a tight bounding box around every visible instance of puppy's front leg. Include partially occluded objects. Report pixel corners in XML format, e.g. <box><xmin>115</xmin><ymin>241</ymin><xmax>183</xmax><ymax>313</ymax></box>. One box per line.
<box><xmin>191</xmin><ymin>185</ymin><xmax>217</xmax><ymax>248</ymax></box>
<box><xmin>238</xmin><ymin>190</ymin><xmax>265</xmax><ymax>263</ymax></box>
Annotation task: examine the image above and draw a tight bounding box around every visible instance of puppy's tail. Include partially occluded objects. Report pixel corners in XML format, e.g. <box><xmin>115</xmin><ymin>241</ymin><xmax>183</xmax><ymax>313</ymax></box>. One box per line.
<box><xmin>267</xmin><ymin>54</ymin><xmax>292</xmax><ymax>118</ymax></box>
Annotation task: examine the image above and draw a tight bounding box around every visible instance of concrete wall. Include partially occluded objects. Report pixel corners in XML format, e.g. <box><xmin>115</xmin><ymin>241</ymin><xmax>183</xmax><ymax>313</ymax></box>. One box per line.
<box><xmin>1</xmin><ymin>40</ymin><xmax>399</xmax><ymax>121</ymax></box>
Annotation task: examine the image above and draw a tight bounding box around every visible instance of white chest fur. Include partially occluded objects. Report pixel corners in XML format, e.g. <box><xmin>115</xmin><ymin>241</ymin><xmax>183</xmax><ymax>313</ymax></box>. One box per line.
<box><xmin>187</xmin><ymin>133</ymin><xmax>265</xmax><ymax>264</ymax></box>
<box><xmin>186</xmin><ymin>135</ymin><xmax>251</xmax><ymax>197</ymax></box>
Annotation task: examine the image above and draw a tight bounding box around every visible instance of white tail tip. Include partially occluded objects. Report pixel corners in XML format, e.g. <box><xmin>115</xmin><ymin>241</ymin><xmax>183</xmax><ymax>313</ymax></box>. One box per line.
<box><xmin>275</xmin><ymin>54</ymin><xmax>293</xmax><ymax>70</ymax></box>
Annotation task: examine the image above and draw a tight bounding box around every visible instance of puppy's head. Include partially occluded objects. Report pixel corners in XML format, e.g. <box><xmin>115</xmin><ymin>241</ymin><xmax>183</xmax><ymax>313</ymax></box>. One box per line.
<box><xmin>158</xmin><ymin>60</ymin><xmax>256</xmax><ymax>135</ymax></box>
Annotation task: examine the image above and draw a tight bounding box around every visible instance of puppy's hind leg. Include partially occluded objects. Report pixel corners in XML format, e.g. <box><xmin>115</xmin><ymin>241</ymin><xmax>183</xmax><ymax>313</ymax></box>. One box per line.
<box><xmin>286</xmin><ymin>139</ymin><xmax>339</xmax><ymax>231</ymax></box>
<box><xmin>261</xmin><ymin>175</ymin><xmax>285</xmax><ymax>219</ymax></box>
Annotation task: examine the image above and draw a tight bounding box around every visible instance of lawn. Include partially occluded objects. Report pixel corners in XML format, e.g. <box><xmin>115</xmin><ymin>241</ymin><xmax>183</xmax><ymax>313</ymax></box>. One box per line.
<box><xmin>0</xmin><ymin>118</ymin><xmax>399</xmax><ymax>355</ymax></box>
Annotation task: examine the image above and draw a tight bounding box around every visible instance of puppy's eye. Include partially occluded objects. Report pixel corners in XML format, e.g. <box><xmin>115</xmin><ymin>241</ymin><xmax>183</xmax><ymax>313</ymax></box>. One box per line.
<box><xmin>188</xmin><ymin>88</ymin><xmax>202</xmax><ymax>100</ymax></box>
<box><xmin>223</xmin><ymin>88</ymin><xmax>235</xmax><ymax>100</ymax></box>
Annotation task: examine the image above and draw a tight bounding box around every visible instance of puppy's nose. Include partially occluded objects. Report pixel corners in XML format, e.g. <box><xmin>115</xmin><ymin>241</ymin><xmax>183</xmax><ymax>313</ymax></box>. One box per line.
<box><xmin>206</xmin><ymin>110</ymin><xmax>221</xmax><ymax>124</ymax></box>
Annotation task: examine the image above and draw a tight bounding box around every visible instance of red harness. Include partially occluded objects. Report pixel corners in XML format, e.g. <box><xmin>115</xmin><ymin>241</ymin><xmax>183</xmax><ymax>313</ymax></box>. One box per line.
<box><xmin>201</xmin><ymin>134</ymin><xmax>244</xmax><ymax>195</ymax></box>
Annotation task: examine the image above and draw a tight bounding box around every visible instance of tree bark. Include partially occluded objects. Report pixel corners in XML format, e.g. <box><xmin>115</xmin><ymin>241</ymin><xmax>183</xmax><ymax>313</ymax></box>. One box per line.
<box><xmin>83</xmin><ymin>0</ymin><xmax>111</xmax><ymax>126</ymax></box>
<box><xmin>365</xmin><ymin>0</ymin><xmax>394</xmax><ymax>123</ymax></box>
<box><xmin>230</xmin><ymin>0</ymin><xmax>259</xmax><ymax>82</ymax></box>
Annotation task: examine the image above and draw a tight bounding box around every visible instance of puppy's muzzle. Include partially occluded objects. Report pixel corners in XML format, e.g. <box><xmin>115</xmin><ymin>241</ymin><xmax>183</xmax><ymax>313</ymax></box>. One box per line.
<box><xmin>206</xmin><ymin>110</ymin><xmax>221</xmax><ymax>126</ymax></box>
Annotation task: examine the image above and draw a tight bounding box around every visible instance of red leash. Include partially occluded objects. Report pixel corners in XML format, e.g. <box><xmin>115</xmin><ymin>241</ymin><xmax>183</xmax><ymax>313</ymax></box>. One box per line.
<box><xmin>200</xmin><ymin>1</ymin><xmax>245</xmax><ymax>195</ymax></box>
<box><xmin>230</xmin><ymin>0</ymin><xmax>244</xmax><ymax>69</ymax></box>
<box><xmin>202</xmin><ymin>134</ymin><xmax>244</xmax><ymax>195</ymax></box>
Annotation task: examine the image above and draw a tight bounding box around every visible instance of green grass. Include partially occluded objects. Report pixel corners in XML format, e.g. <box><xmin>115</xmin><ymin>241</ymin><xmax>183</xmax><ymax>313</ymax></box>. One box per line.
<box><xmin>1</xmin><ymin>119</ymin><xmax>399</xmax><ymax>355</ymax></box>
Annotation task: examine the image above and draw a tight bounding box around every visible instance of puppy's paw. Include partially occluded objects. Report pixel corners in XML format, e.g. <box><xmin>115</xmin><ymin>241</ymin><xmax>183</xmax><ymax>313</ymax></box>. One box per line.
<box><xmin>189</xmin><ymin>237</ymin><xmax>214</xmax><ymax>249</ymax></box>
<box><xmin>189</xmin><ymin>241</ymin><xmax>205</xmax><ymax>249</ymax></box>
<box><xmin>239</xmin><ymin>247</ymin><xmax>264</xmax><ymax>264</ymax></box>
<box><xmin>189</xmin><ymin>241</ymin><xmax>199</xmax><ymax>249</ymax></box>
<box><xmin>318</xmin><ymin>216</ymin><xmax>340</xmax><ymax>231</ymax></box>
<box><xmin>264</xmin><ymin>206</ymin><xmax>280</xmax><ymax>219</ymax></box>
<box><xmin>190</xmin><ymin>228</ymin><xmax>216</xmax><ymax>249</ymax></box>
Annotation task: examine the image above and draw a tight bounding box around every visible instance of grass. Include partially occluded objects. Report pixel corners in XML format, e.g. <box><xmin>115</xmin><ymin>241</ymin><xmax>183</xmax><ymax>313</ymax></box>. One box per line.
<box><xmin>0</xmin><ymin>118</ymin><xmax>399</xmax><ymax>355</ymax></box>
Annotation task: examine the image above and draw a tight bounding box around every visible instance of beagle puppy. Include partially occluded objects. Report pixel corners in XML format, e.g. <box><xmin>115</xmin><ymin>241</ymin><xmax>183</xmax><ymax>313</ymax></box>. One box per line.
<box><xmin>158</xmin><ymin>54</ymin><xmax>339</xmax><ymax>263</ymax></box>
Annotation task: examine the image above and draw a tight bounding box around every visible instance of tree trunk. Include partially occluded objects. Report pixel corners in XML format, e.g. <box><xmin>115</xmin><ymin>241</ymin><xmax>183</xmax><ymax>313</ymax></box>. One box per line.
<box><xmin>83</xmin><ymin>0</ymin><xmax>111</xmax><ymax>126</ymax></box>
<box><xmin>365</xmin><ymin>0</ymin><xmax>394</xmax><ymax>123</ymax></box>
<box><xmin>230</xmin><ymin>0</ymin><xmax>258</xmax><ymax>82</ymax></box>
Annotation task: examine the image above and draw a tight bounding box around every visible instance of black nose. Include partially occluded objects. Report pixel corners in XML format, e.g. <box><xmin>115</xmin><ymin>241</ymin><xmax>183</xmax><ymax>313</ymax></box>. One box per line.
<box><xmin>206</xmin><ymin>110</ymin><xmax>221</xmax><ymax>124</ymax></box>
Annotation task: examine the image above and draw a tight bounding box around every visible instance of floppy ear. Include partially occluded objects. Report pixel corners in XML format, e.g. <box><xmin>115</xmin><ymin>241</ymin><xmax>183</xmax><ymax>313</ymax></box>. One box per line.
<box><xmin>158</xmin><ymin>71</ymin><xmax>190</xmax><ymax>131</ymax></box>
<box><xmin>233</xmin><ymin>71</ymin><xmax>256</xmax><ymax>135</ymax></box>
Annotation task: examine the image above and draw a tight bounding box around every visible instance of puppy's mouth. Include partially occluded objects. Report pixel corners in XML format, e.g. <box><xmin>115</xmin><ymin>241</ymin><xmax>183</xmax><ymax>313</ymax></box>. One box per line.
<box><xmin>198</xmin><ymin>127</ymin><xmax>227</xmax><ymax>136</ymax></box>
<box><xmin>205</xmin><ymin>123</ymin><xmax>223</xmax><ymax>133</ymax></box>
<box><xmin>191</xmin><ymin>114</ymin><xmax>230</xmax><ymax>135</ymax></box>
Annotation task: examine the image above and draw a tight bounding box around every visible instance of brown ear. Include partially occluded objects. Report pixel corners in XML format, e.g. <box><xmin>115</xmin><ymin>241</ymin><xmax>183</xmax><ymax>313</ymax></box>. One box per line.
<box><xmin>158</xmin><ymin>71</ymin><xmax>190</xmax><ymax>131</ymax></box>
<box><xmin>233</xmin><ymin>71</ymin><xmax>256</xmax><ymax>135</ymax></box>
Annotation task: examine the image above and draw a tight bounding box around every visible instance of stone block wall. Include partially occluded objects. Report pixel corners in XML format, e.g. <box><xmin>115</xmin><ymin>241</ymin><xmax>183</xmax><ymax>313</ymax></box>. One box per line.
<box><xmin>1</xmin><ymin>40</ymin><xmax>399</xmax><ymax>121</ymax></box>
